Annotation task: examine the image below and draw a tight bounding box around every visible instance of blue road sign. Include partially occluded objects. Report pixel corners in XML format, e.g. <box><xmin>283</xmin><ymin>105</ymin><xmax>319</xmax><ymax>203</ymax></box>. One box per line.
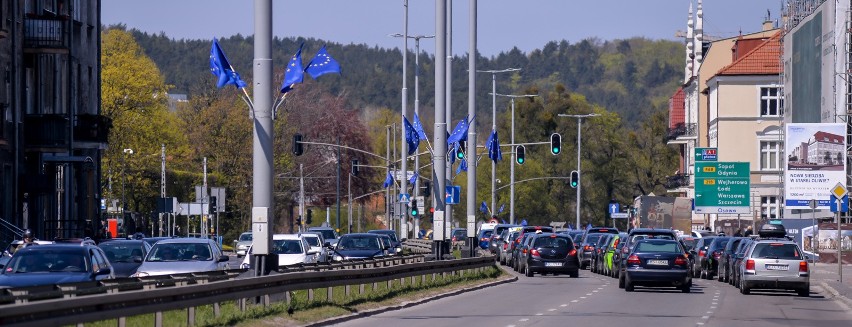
<box><xmin>445</xmin><ymin>186</ymin><xmax>461</xmax><ymax>205</ymax></box>
<box><xmin>399</xmin><ymin>193</ymin><xmax>410</xmax><ymax>203</ymax></box>
<box><xmin>609</xmin><ymin>203</ymin><xmax>620</xmax><ymax>214</ymax></box>
<box><xmin>830</xmin><ymin>194</ymin><xmax>849</xmax><ymax>213</ymax></box>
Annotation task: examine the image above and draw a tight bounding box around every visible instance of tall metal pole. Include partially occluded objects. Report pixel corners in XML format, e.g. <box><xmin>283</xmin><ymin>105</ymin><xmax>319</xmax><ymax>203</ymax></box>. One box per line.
<box><xmin>476</xmin><ymin>68</ymin><xmax>520</xmax><ymax>216</ymax></box>
<box><xmin>466</xmin><ymin>0</ymin><xmax>477</xmax><ymax>256</ymax></box>
<box><xmin>203</xmin><ymin>157</ymin><xmax>208</xmax><ymax>238</ymax></box>
<box><xmin>399</xmin><ymin>0</ymin><xmax>410</xmax><ymax>240</ymax></box>
<box><xmin>336</xmin><ymin>136</ymin><xmax>341</xmax><ymax>230</ymax></box>
<box><xmin>160</xmin><ymin>144</ymin><xmax>165</xmax><ymax>237</ymax></box>
<box><xmin>348</xmin><ymin>172</ymin><xmax>352</xmax><ymax>234</ymax></box>
<box><xmin>299</xmin><ymin>164</ymin><xmax>304</xmax><ymax>233</ymax></box>
<box><xmin>251</xmin><ymin>0</ymin><xmax>274</xmax><ymax>274</ymax></box>
<box><xmin>576</xmin><ymin>118</ymin><xmax>582</xmax><ymax>228</ymax></box>
<box><xmin>444</xmin><ymin>0</ymin><xmax>453</xmax><ymax>239</ymax></box>
<box><xmin>838</xmin><ymin>211</ymin><xmax>843</xmax><ymax>282</ymax></box>
<box><xmin>386</xmin><ymin>126</ymin><xmax>391</xmax><ymax>228</ymax></box>
<box><xmin>510</xmin><ymin>98</ymin><xmax>515</xmax><ymax>224</ymax></box>
<box><xmin>433</xmin><ymin>0</ymin><xmax>448</xmax><ymax>258</ymax></box>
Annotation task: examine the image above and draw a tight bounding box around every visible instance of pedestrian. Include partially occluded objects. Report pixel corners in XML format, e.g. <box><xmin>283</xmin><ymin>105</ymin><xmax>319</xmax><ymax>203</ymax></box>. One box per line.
<box><xmin>743</xmin><ymin>225</ymin><xmax>753</xmax><ymax>237</ymax></box>
<box><xmin>734</xmin><ymin>229</ymin><xmax>743</xmax><ymax>237</ymax></box>
<box><xmin>20</xmin><ymin>229</ymin><xmax>35</xmax><ymax>248</ymax></box>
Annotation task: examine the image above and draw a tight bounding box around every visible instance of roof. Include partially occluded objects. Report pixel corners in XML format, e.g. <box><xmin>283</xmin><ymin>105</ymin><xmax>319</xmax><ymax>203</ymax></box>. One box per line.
<box><xmin>155</xmin><ymin>237</ymin><xmax>215</xmax><ymax>244</ymax></box>
<box><xmin>716</xmin><ymin>31</ymin><xmax>781</xmax><ymax>76</ymax></box>
<box><xmin>812</xmin><ymin>131</ymin><xmax>844</xmax><ymax>144</ymax></box>
<box><xmin>272</xmin><ymin>234</ymin><xmax>301</xmax><ymax>240</ymax></box>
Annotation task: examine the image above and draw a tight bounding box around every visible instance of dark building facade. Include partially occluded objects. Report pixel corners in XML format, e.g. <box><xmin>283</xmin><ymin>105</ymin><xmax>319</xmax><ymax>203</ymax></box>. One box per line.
<box><xmin>0</xmin><ymin>0</ymin><xmax>105</xmax><ymax>243</ymax></box>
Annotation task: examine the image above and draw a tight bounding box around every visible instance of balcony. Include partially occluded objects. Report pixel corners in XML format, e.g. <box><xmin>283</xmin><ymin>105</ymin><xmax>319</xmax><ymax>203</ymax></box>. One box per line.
<box><xmin>74</xmin><ymin>114</ymin><xmax>112</xmax><ymax>143</ymax></box>
<box><xmin>24</xmin><ymin>114</ymin><xmax>69</xmax><ymax>150</ymax></box>
<box><xmin>665</xmin><ymin>174</ymin><xmax>691</xmax><ymax>190</ymax></box>
<box><xmin>23</xmin><ymin>16</ymin><xmax>69</xmax><ymax>50</ymax></box>
<box><xmin>665</xmin><ymin>123</ymin><xmax>697</xmax><ymax>143</ymax></box>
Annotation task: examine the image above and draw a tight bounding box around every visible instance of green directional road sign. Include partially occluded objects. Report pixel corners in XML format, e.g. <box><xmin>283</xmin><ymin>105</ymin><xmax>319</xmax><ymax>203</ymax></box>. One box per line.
<box><xmin>694</xmin><ymin>161</ymin><xmax>750</xmax><ymax>214</ymax></box>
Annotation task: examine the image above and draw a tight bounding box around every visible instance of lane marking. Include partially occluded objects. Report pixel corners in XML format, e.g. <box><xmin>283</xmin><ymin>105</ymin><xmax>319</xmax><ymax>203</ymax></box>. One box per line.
<box><xmin>571</xmin><ymin>300</ymin><xmax>579</xmax><ymax>303</ymax></box>
<box><xmin>519</xmin><ymin>318</ymin><xmax>529</xmax><ymax>322</ymax></box>
<box><xmin>560</xmin><ymin>304</ymin><xmax>568</xmax><ymax>307</ymax></box>
<box><xmin>710</xmin><ymin>306</ymin><xmax>716</xmax><ymax>309</ymax></box>
<box><xmin>535</xmin><ymin>313</ymin><xmax>543</xmax><ymax>316</ymax></box>
<box><xmin>706</xmin><ymin>311</ymin><xmax>713</xmax><ymax>314</ymax></box>
<box><xmin>585</xmin><ymin>293</ymin><xmax>593</xmax><ymax>296</ymax></box>
<box><xmin>548</xmin><ymin>309</ymin><xmax>557</xmax><ymax>312</ymax></box>
<box><xmin>702</xmin><ymin>316</ymin><xmax>709</xmax><ymax>319</ymax></box>
<box><xmin>696</xmin><ymin>323</ymin><xmax>705</xmax><ymax>325</ymax></box>
<box><xmin>580</xmin><ymin>296</ymin><xmax>587</xmax><ymax>299</ymax></box>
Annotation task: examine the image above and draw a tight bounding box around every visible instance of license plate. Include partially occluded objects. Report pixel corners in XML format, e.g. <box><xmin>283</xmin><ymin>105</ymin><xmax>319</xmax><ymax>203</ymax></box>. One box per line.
<box><xmin>545</xmin><ymin>262</ymin><xmax>563</xmax><ymax>267</ymax></box>
<box><xmin>647</xmin><ymin>259</ymin><xmax>668</xmax><ymax>266</ymax></box>
<box><xmin>765</xmin><ymin>265</ymin><xmax>788</xmax><ymax>271</ymax></box>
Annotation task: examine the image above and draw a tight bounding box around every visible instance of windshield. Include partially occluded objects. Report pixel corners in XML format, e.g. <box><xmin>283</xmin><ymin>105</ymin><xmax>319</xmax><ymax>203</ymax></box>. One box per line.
<box><xmin>680</xmin><ymin>238</ymin><xmax>697</xmax><ymax>251</ymax></box>
<box><xmin>239</xmin><ymin>233</ymin><xmax>253</xmax><ymax>242</ymax></box>
<box><xmin>148</xmin><ymin>243</ymin><xmax>212</xmax><ymax>262</ymax></box>
<box><xmin>272</xmin><ymin>240</ymin><xmax>304</xmax><ymax>254</ymax></box>
<box><xmin>5</xmin><ymin>250</ymin><xmax>89</xmax><ymax>274</ymax></box>
<box><xmin>99</xmin><ymin>242</ymin><xmax>145</xmax><ymax>263</ymax></box>
<box><xmin>337</xmin><ymin>236</ymin><xmax>382</xmax><ymax>251</ymax></box>
<box><xmin>635</xmin><ymin>241</ymin><xmax>682</xmax><ymax>253</ymax></box>
<box><xmin>752</xmin><ymin>243</ymin><xmax>802</xmax><ymax>260</ymax></box>
<box><xmin>313</xmin><ymin>229</ymin><xmax>337</xmax><ymax>241</ymax></box>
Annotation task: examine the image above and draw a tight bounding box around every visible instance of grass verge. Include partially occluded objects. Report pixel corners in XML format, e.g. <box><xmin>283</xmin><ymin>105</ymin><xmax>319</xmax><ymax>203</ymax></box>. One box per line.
<box><xmin>78</xmin><ymin>266</ymin><xmax>506</xmax><ymax>327</ymax></box>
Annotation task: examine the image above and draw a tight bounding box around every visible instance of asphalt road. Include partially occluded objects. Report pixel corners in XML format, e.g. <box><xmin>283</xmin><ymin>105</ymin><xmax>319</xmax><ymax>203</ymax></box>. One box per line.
<box><xmin>334</xmin><ymin>268</ymin><xmax>852</xmax><ymax>327</ymax></box>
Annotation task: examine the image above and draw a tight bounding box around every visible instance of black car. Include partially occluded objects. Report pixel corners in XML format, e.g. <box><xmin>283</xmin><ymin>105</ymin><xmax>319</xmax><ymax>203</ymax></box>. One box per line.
<box><xmin>489</xmin><ymin>224</ymin><xmax>520</xmax><ymax>255</ymax></box>
<box><xmin>729</xmin><ymin>238</ymin><xmax>754</xmax><ymax>287</ymax></box>
<box><xmin>521</xmin><ymin>233</ymin><xmax>580</xmax><ymax>278</ymax></box>
<box><xmin>617</xmin><ymin>228</ymin><xmax>678</xmax><ymax>288</ymax></box>
<box><xmin>368</xmin><ymin>230</ymin><xmax>403</xmax><ymax>254</ymax></box>
<box><xmin>512</xmin><ymin>232</ymin><xmax>538</xmax><ymax>272</ymax></box>
<box><xmin>689</xmin><ymin>237</ymin><xmax>716</xmax><ymax>278</ymax></box>
<box><xmin>330</xmin><ymin>233</ymin><xmax>387</xmax><ymax>261</ymax></box>
<box><xmin>717</xmin><ymin>237</ymin><xmax>745</xmax><ymax>283</ymax></box>
<box><xmin>699</xmin><ymin>237</ymin><xmax>731</xmax><ymax>280</ymax></box>
<box><xmin>97</xmin><ymin>239</ymin><xmax>152</xmax><ymax>277</ymax></box>
<box><xmin>591</xmin><ymin>234</ymin><xmax>614</xmax><ymax>274</ymax></box>
<box><xmin>578</xmin><ymin>228</ymin><xmax>619</xmax><ymax>269</ymax></box>
<box><xmin>0</xmin><ymin>243</ymin><xmax>115</xmax><ymax>288</ymax></box>
<box><xmin>623</xmin><ymin>239</ymin><xmax>691</xmax><ymax>293</ymax></box>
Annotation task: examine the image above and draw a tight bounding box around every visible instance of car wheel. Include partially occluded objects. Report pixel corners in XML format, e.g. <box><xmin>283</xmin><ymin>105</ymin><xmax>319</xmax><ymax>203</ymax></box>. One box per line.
<box><xmin>625</xmin><ymin>279</ymin><xmax>634</xmax><ymax>292</ymax></box>
<box><xmin>739</xmin><ymin>279</ymin><xmax>750</xmax><ymax>295</ymax></box>
<box><xmin>798</xmin><ymin>287</ymin><xmax>809</xmax><ymax>297</ymax></box>
<box><xmin>681</xmin><ymin>284</ymin><xmax>691</xmax><ymax>293</ymax></box>
<box><xmin>618</xmin><ymin>274</ymin><xmax>625</xmax><ymax>289</ymax></box>
<box><xmin>525</xmin><ymin>265</ymin><xmax>534</xmax><ymax>277</ymax></box>
<box><xmin>570</xmin><ymin>270</ymin><xmax>579</xmax><ymax>278</ymax></box>
<box><xmin>717</xmin><ymin>270</ymin><xmax>723</xmax><ymax>282</ymax></box>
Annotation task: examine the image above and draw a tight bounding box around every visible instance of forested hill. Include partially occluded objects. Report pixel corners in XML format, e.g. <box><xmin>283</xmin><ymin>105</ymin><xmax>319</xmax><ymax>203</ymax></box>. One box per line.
<box><xmin>127</xmin><ymin>27</ymin><xmax>683</xmax><ymax>126</ymax></box>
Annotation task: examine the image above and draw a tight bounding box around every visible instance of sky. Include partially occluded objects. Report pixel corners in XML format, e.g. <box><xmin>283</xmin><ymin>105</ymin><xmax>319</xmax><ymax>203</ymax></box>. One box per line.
<box><xmin>102</xmin><ymin>0</ymin><xmax>783</xmax><ymax>57</ymax></box>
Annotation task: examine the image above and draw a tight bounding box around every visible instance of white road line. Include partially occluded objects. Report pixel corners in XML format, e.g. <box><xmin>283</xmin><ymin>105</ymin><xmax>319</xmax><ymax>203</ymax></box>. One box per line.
<box><xmin>571</xmin><ymin>300</ymin><xmax>579</xmax><ymax>303</ymax></box>
<box><xmin>535</xmin><ymin>313</ymin><xmax>543</xmax><ymax>316</ymax></box>
<box><xmin>710</xmin><ymin>306</ymin><xmax>716</xmax><ymax>309</ymax></box>
<box><xmin>548</xmin><ymin>309</ymin><xmax>557</xmax><ymax>312</ymax></box>
<box><xmin>560</xmin><ymin>304</ymin><xmax>568</xmax><ymax>307</ymax></box>
<box><xmin>580</xmin><ymin>296</ymin><xmax>587</xmax><ymax>299</ymax></box>
<box><xmin>702</xmin><ymin>316</ymin><xmax>710</xmax><ymax>319</ymax></box>
<box><xmin>508</xmin><ymin>325</ymin><xmax>516</xmax><ymax>327</ymax></box>
<box><xmin>519</xmin><ymin>318</ymin><xmax>529</xmax><ymax>322</ymax></box>
<box><xmin>696</xmin><ymin>322</ymin><xmax>705</xmax><ymax>325</ymax></box>
<box><xmin>586</xmin><ymin>293</ymin><xmax>593</xmax><ymax>296</ymax></box>
<box><xmin>706</xmin><ymin>311</ymin><xmax>713</xmax><ymax>314</ymax></box>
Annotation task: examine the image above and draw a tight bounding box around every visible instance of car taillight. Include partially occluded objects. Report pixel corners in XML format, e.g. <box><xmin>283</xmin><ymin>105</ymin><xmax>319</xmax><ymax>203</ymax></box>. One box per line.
<box><xmin>627</xmin><ymin>254</ymin><xmax>640</xmax><ymax>265</ymax></box>
<box><xmin>522</xmin><ymin>248</ymin><xmax>527</xmax><ymax>254</ymax></box>
<box><xmin>713</xmin><ymin>250</ymin><xmax>722</xmax><ymax>259</ymax></box>
<box><xmin>613</xmin><ymin>239</ymin><xmax>619</xmax><ymax>247</ymax></box>
<box><xmin>698</xmin><ymin>250</ymin><xmax>706</xmax><ymax>257</ymax></box>
<box><xmin>481</xmin><ymin>237</ymin><xmax>488</xmax><ymax>241</ymax></box>
<box><xmin>568</xmin><ymin>249</ymin><xmax>577</xmax><ymax>256</ymax></box>
<box><xmin>531</xmin><ymin>249</ymin><xmax>541</xmax><ymax>258</ymax></box>
<box><xmin>746</xmin><ymin>259</ymin><xmax>755</xmax><ymax>270</ymax></box>
<box><xmin>674</xmin><ymin>256</ymin><xmax>687</xmax><ymax>266</ymax></box>
<box><xmin>799</xmin><ymin>261</ymin><xmax>808</xmax><ymax>272</ymax></box>
<box><xmin>503</xmin><ymin>243</ymin><xmax>508</xmax><ymax>250</ymax></box>
<box><xmin>584</xmin><ymin>245</ymin><xmax>592</xmax><ymax>251</ymax></box>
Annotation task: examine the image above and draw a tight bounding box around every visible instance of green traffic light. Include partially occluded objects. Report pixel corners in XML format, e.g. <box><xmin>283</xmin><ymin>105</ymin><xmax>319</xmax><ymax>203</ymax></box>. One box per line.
<box><xmin>457</xmin><ymin>152</ymin><xmax>464</xmax><ymax>159</ymax></box>
<box><xmin>571</xmin><ymin>181</ymin><xmax>577</xmax><ymax>187</ymax></box>
<box><xmin>517</xmin><ymin>158</ymin><xmax>524</xmax><ymax>164</ymax></box>
<box><xmin>553</xmin><ymin>147</ymin><xmax>560</xmax><ymax>154</ymax></box>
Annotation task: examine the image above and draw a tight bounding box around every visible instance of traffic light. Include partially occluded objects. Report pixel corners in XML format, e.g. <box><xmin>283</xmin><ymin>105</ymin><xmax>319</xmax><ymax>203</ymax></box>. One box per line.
<box><xmin>570</xmin><ymin>170</ymin><xmax>579</xmax><ymax>188</ymax></box>
<box><xmin>423</xmin><ymin>181</ymin><xmax>431</xmax><ymax>196</ymax></box>
<box><xmin>293</xmin><ymin>134</ymin><xmax>304</xmax><ymax>156</ymax></box>
<box><xmin>351</xmin><ymin>159</ymin><xmax>359</xmax><ymax>176</ymax></box>
<box><xmin>550</xmin><ymin>133</ymin><xmax>561</xmax><ymax>155</ymax></box>
<box><xmin>210</xmin><ymin>196</ymin><xmax>217</xmax><ymax>212</ymax></box>
<box><xmin>456</xmin><ymin>141</ymin><xmax>466</xmax><ymax>160</ymax></box>
<box><xmin>516</xmin><ymin>145</ymin><xmax>526</xmax><ymax>165</ymax></box>
<box><xmin>306</xmin><ymin>209</ymin><xmax>313</xmax><ymax>224</ymax></box>
<box><xmin>410</xmin><ymin>199</ymin><xmax>419</xmax><ymax>216</ymax></box>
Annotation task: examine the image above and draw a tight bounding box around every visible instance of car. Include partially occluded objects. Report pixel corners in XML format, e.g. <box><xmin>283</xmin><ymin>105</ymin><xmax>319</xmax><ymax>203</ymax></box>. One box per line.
<box><xmin>603</xmin><ymin>233</ymin><xmax>627</xmax><ymax>277</ymax></box>
<box><xmin>477</xmin><ymin>229</ymin><xmax>494</xmax><ymax>250</ymax></box>
<box><xmin>97</xmin><ymin>239</ymin><xmax>152</xmax><ymax>277</ymax></box>
<box><xmin>617</xmin><ymin>228</ymin><xmax>679</xmax><ymax>288</ymax></box>
<box><xmin>736</xmin><ymin>239</ymin><xmax>810</xmax><ymax>296</ymax></box>
<box><xmin>623</xmin><ymin>239</ymin><xmax>692</xmax><ymax>293</ymax></box>
<box><xmin>300</xmin><ymin>232</ymin><xmax>330</xmax><ymax>263</ymax></box>
<box><xmin>577</xmin><ymin>227</ymin><xmax>619</xmax><ymax>270</ymax></box>
<box><xmin>717</xmin><ymin>237</ymin><xmax>746</xmax><ymax>283</ymax></box>
<box><xmin>498</xmin><ymin>228</ymin><xmax>522</xmax><ymax>265</ymax></box>
<box><xmin>1</xmin><ymin>239</ymin><xmax>54</xmax><ymax>269</ymax></box>
<box><xmin>330</xmin><ymin>233</ymin><xmax>387</xmax><ymax>261</ymax></box>
<box><xmin>307</xmin><ymin>227</ymin><xmax>340</xmax><ymax>247</ymax></box>
<box><xmin>450</xmin><ymin>228</ymin><xmax>467</xmax><ymax>243</ymax></box>
<box><xmin>142</xmin><ymin>236</ymin><xmax>174</xmax><ymax>247</ymax></box>
<box><xmin>375</xmin><ymin>234</ymin><xmax>396</xmax><ymax>256</ymax></box>
<box><xmin>521</xmin><ymin>233</ymin><xmax>580</xmax><ymax>278</ymax></box>
<box><xmin>691</xmin><ymin>230</ymin><xmax>714</xmax><ymax>238</ymax></box>
<box><xmin>699</xmin><ymin>237</ymin><xmax>732</xmax><ymax>280</ymax></box>
<box><xmin>689</xmin><ymin>236</ymin><xmax>716</xmax><ymax>278</ymax></box>
<box><xmin>0</xmin><ymin>242</ymin><xmax>115</xmax><ymax>287</ymax></box>
<box><xmin>273</xmin><ymin>234</ymin><xmax>318</xmax><ymax>266</ymax></box>
<box><xmin>591</xmin><ymin>234</ymin><xmax>614</xmax><ymax>274</ymax></box>
<box><xmin>234</xmin><ymin>232</ymin><xmax>253</xmax><ymax>257</ymax></box>
<box><xmin>368</xmin><ymin>230</ymin><xmax>404</xmax><ymax>254</ymax></box>
<box><xmin>488</xmin><ymin>224</ymin><xmax>519</xmax><ymax>255</ymax></box>
<box><xmin>512</xmin><ymin>232</ymin><xmax>538</xmax><ymax>272</ymax></box>
<box><xmin>131</xmin><ymin>238</ymin><xmax>229</xmax><ymax>277</ymax></box>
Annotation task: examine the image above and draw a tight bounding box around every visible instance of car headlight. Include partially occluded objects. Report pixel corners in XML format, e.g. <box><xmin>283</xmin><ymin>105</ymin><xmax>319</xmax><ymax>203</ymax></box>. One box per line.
<box><xmin>333</xmin><ymin>255</ymin><xmax>343</xmax><ymax>261</ymax></box>
<box><xmin>238</xmin><ymin>245</ymin><xmax>247</xmax><ymax>249</ymax></box>
<box><xmin>240</xmin><ymin>263</ymin><xmax>250</xmax><ymax>269</ymax></box>
<box><xmin>131</xmin><ymin>272</ymin><xmax>149</xmax><ymax>278</ymax></box>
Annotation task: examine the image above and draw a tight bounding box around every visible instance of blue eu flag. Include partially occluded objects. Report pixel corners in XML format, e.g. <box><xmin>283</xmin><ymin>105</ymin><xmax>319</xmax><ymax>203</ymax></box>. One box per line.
<box><xmin>305</xmin><ymin>45</ymin><xmax>341</xmax><ymax>79</ymax></box>
<box><xmin>403</xmin><ymin>116</ymin><xmax>420</xmax><ymax>156</ymax></box>
<box><xmin>413</xmin><ymin>112</ymin><xmax>428</xmax><ymax>141</ymax></box>
<box><xmin>455</xmin><ymin>158</ymin><xmax>468</xmax><ymax>174</ymax></box>
<box><xmin>486</xmin><ymin>130</ymin><xmax>503</xmax><ymax>162</ymax></box>
<box><xmin>210</xmin><ymin>38</ymin><xmax>247</xmax><ymax>89</ymax></box>
<box><xmin>280</xmin><ymin>44</ymin><xmax>305</xmax><ymax>94</ymax></box>
<box><xmin>382</xmin><ymin>172</ymin><xmax>394</xmax><ymax>189</ymax></box>
<box><xmin>447</xmin><ymin>115</ymin><xmax>471</xmax><ymax>145</ymax></box>
<box><xmin>480</xmin><ymin>201</ymin><xmax>488</xmax><ymax>213</ymax></box>
<box><xmin>409</xmin><ymin>172</ymin><xmax>419</xmax><ymax>184</ymax></box>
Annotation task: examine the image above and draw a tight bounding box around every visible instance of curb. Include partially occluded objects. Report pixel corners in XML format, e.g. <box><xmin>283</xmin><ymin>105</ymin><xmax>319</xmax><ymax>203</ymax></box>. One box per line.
<box><xmin>307</xmin><ymin>272</ymin><xmax>518</xmax><ymax>326</ymax></box>
<box><xmin>818</xmin><ymin>281</ymin><xmax>852</xmax><ymax>309</ymax></box>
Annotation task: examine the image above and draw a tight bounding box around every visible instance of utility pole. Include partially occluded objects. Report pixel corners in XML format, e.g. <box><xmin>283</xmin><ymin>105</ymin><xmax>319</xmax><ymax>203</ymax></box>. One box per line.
<box><xmin>386</xmin><ymin>126</ymin><xmax>391</xmax><ymax>228</ymax></box>
<box><xmin>252</xmin><ymin>0</ymin><xmax>274</xmax><ymax>276</ymax></box>
<box><xmin>476</xmin><ymin>68</ymin><xmax>520</xmax><ymax>217</ymax></box>
<box><xmin>336</xmin><ymin>136</ymin><xmax>341</xmax><ymax>230</ymax></box>
<box><xmin>299</xmin><ymin>163</ymin><xmax>305</xmax><ymax>233</ymax></box>
<box><xmin>444</xmin><ymin>0</ymin><xmax>453</xmax><ymax>243</ymax></box>
<box><xmin>466</xmin><ymin>0</ymin><xmax>477</xmax><ymax>257</ymax></box>
<box><xmin>433</xmin><ymin>0</ymin><xmax>448</xmax><ymax>259</ymax></box>
<box><xmin>160</xmin><ymin>144</ymin><xmax>166</xmax><ymax>237</ymax></box>
<box><xmin>559</xmin><ymin>113</ymin><xmax>600</xmax><ymax>229</ymax></box>
<box><xmin>203</xmin><ymin>157</ymin><xmax>208</xmax><ymax>239</ymax></box>
<box><xmin>399</xmin><ymin>0</ymin><xmax>410</xmax><ymax>241</ymax></box>
<box><xmin>493</xmin><ymin>93</ymin><xmax>538</xmax><ymax>224</ymax></box>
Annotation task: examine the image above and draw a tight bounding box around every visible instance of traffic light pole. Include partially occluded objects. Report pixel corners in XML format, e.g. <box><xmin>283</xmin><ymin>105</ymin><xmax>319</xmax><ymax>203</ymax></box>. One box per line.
<box><xmin>299</xmin><ymin>163</ymin><xmax>304</xmax><ymax>233</ymax></box>
<box><xmin>476</xmin><ymin>68</ymin><xmax>520</xmax><ymax>217</ymax></box>
<box><xmin>558</xmin><ymin>113</ymin><xmax>599</xmax><ymax>229</ymax></box>
<box><xmin>493</xmin><ymin>93</ymin><xmax>538</xmax><ymax>224</ymax></box>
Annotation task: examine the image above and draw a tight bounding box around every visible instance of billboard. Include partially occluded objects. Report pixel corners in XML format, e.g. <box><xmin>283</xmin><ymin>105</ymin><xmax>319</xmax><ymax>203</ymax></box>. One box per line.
<box><xmin>785</xmin><ymin>123</ymin><xmax>846</xmax><ymax>209</ymax></box>
<box><xmin>630</xmin><ymin>196</ymin><xmax>692</xmax><ymax>233</ymax></box>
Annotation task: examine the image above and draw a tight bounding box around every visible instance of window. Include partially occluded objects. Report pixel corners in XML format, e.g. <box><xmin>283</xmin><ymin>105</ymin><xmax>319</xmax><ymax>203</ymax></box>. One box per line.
<box><xmin>760</xmin><ymin>196</ymin><xmax>778</xmax><ymax>220</ymax></box>
<box><xmin>760</xmin><ymin>86</ymin><xmax>782</xmax><ymax>117</ymax></box>
<box><xmin>760</xmin><ymin>141</ymin><xmax>782</xmax><ymax>171</ymax></box>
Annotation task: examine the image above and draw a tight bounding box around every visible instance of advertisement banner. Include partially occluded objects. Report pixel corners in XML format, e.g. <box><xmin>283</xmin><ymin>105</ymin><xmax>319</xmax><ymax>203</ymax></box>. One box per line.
<box><xmin>784</xmin><ymin>123</ymin><xmax>846</xmax><ymax>209</ymax></box>
<box><xmin>630</xmin><ymin>196</ymin><xmax>692</xmax><ymax>233</ymax></box>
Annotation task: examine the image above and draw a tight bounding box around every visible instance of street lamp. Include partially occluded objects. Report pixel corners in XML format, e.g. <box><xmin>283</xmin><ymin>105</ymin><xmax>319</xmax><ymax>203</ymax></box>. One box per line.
<box><xmin>492</xmin><ymin>93</ymin><xmax>538</xmax><ymax>224</ymax></box>
<box><xmin>477</xmin><ymin>68</ymin><xmax>520</xmax><ymax>216</ymax></box>
<box><xmin>558</xmin><ymin>113</ymin><xmax>600</xmax><ymax>229</ymax></box>
<box><xmin>121</xmin><ymin>148</ymin><xmax>133</xmax><ymax>226</ymax></box>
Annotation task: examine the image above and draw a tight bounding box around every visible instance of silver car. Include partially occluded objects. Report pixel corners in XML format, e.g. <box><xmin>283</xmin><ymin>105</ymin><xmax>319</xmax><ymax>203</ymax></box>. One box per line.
<box><xmin>737</xmin><ymin>239</ymin><xmax>810</xmax><ymax>296</ymax></box>
<box><xmin>131</xmin><ymin>238</ymin><xmax>230</xmax><ymax>277</ymax></box>
<box><xmin>300</xmin><ymin>232</ymin><xmax>329</xmax><ymax>263</ymax></box>
<box><xmin>234</xmin><ymin>232</ymin><xmax>252</xmax><ymax>257</ymax></box>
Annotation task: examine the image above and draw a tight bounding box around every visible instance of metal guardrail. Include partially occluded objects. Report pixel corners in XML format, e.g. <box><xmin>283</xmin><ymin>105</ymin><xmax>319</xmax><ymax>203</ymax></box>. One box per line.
<box><xmin>0</xmin><ymin>256</ymin><xmax>494</xmax><ymax>326</ymax></box>
<box><xmin>403</xmin><ymin>239</ymin><xmax>433</xmax><ymax>254</ymax></box>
